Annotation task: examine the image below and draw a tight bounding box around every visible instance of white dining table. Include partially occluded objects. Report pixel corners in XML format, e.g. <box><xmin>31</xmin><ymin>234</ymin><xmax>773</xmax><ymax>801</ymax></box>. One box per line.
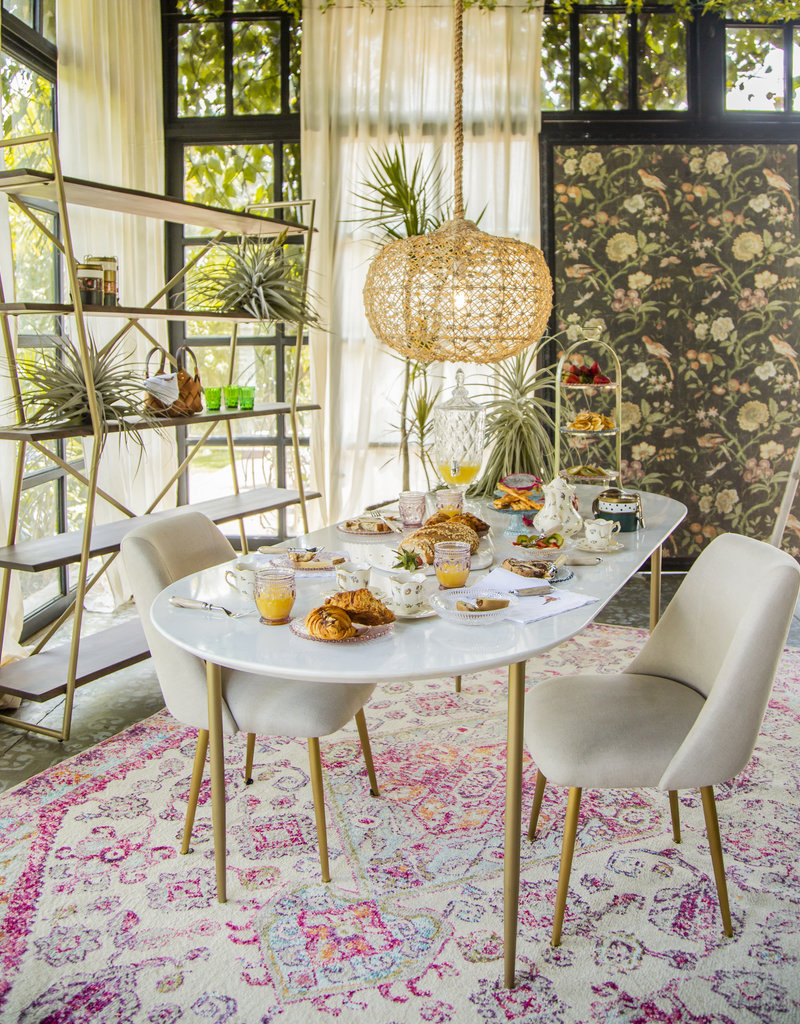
<box><xmin>150</xmin><ymin>487</ymin><xmax>686</xmax><ymax>988</ymax></box>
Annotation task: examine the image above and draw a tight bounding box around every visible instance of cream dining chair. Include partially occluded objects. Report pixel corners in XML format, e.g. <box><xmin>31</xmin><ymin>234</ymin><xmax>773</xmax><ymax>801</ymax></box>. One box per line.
<box><xmin>524</xmin><ymin>532</ymin><xmax>800</xmax><ymax>946</ymax></box>
<box><xmin>121</xmin><ymin>510</ymin><xmax>380</xmax><ymax>882</ymax></box>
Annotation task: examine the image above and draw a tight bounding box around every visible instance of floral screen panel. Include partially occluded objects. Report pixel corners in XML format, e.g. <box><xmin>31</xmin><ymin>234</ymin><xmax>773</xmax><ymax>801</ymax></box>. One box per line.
<box><xmin>553</xmin><ymin>143</ymin><xmax>800</xmax><ymax>559</ymax></box>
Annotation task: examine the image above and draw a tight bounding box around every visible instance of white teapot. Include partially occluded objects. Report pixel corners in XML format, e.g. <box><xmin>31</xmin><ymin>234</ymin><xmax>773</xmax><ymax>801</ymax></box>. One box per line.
<box><xmin>532</xmin><ymin>476</ymin><xmax>583</xmax><ymax>539</ymax></box>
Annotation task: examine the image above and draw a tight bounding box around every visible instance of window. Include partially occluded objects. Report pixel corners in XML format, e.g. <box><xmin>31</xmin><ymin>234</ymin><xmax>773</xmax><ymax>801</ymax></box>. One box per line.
<box><xmin>162</xmin><ymin>0</ymin><xmax>306</xmax><ymax>544</ymax></box>
<box><xmin>725</xmin><ymin>17</ymin><xmax>797</xmax><ymax>112</ymax></box>
<box><xmin>1</xmin><ymin>6</ymin><xmax>80</xmax><ymax>634</ymax></box>
<box><xmin>542</xmin><ymin>4</ymin><xmax>688</xmax><ymax>113</ymax></box>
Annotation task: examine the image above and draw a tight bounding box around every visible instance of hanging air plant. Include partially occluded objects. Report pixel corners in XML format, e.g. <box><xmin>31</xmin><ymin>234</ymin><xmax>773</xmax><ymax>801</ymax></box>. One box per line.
<box><xmin>190</xmin><ymin>230</ymin><xmax>316</xmax><ymax>326</ymax></box>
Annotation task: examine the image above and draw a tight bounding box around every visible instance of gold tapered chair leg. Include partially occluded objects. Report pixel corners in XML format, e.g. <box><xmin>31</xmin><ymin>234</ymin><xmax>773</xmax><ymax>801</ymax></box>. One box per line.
<box><xmin>244</xmin><ymin>733</ymin><xmax>256</xmax><ymax>785</ymax></box>
<box><xmin>181</xmin><ymin>729</ymin><xmax>209</xmax><ymax>855</ymax></box>
<box><xmin>668</xmin><ymin>789</ymin><xmax>681</xmax><ymax>843</ymax></box>
<box><xmin>528</xmin><ymin>771</ymin><xmax>547</xmax><ymax>841</ymax></box>
<box><xmin>454</xmin><ymin>675</ymin><xmax>462</xmax><ymax>693</ymax></box>
<box><xmin>354</xmin><ymin>708</ymin><xmax>379</xmax><ymax>797</ymax></box>
<box><xmin>308</xmin><ymin>738</ymin><xmax>330</xmax><ymax>882</ymax></box>
<box><xmin>552</xmin><ymin>787</ymin><xmax>582</xmax><ymax>948</ymax></box>
<box><xmin>700</xmin><ymin>785</ymin><xmax>733</xmax><ymax>937</ymax></box>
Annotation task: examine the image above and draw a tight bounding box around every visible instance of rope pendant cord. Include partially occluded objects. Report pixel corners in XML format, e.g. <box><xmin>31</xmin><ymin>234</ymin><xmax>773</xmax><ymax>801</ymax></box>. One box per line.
<box><xmin>453</xmin><ymin>0</ymin><xmax>465</xmax><ymax>220</ymax></box>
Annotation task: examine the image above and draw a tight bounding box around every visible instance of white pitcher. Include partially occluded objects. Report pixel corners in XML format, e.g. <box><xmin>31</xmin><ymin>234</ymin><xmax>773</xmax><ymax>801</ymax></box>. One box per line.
<box><xmin>532</xmin><ymin>477</ymin><xmax>584</xmax><ymax>539</ymax></box>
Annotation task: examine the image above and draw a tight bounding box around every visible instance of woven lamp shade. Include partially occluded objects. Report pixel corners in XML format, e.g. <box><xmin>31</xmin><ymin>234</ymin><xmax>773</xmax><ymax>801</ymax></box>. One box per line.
<box><xmin>363</xmin><ymin>217</ymin><xmax>553</xmax><ymax>365</ymax></box>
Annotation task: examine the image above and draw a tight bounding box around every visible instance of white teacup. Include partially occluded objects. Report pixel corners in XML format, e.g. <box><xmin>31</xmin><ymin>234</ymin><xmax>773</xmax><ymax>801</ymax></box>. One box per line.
<box><xmin>388</xmin><ymin>570</ymin><xmax>427</xmax><ymax>612</ymax></box>
<box><xmin>336</xmin><ymin>561</ymin><xmax>371</xmax><ymax>591</ymax></box>
<box><xmin>583</xmin><ymin>517</ymin><xmax>621</xmax><ymax>550</ymax></box>
<box><xmin>225</xmin><ymin>555</ymin><xmax>262</xmax><ymax>599</ymax></box>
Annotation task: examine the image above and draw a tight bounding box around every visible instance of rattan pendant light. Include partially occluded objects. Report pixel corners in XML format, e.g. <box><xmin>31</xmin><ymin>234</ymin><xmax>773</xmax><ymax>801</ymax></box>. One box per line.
<box><xmin>363</xmin><ymin>0</ymin><xmax>552</xmax><ymax>365</ymax></box>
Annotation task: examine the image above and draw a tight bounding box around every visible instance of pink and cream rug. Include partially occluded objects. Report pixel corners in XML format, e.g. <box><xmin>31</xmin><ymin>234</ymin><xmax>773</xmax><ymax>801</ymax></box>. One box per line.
<box><xmin>1</xmin><ymin>624</ymin><xmax>799</xmax><ymax>1023</ymax></box>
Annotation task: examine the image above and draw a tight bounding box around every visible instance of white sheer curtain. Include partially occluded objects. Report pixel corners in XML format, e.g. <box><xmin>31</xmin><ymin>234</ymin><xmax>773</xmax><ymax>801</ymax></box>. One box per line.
<box><xmin>302</xmin><ymin>0</ymin><xmax>543</xmax><ymax>525</ymax></box>
<box><xmin>57</xmin><ymin>0</ymin><xmax>176</xmax><ymax>604</ymax></box>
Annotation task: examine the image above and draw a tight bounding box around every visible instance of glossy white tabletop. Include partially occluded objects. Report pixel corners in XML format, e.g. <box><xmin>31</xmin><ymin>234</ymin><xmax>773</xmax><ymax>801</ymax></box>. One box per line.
<box><xmin>151</xmin><ymin>488</ymin><xmax>686</xmax><ymax>684</ymax></box>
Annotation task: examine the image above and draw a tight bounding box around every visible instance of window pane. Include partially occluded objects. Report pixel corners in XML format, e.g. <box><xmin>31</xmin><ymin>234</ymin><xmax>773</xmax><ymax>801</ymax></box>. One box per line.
<box><xmin>283</xmin><ymin>143</ymin><xmax>302</xmax><ymax>205</ymax></box>
<box><xmin>638</xmin><ymin>13</ymin><xmax>687</xmax><ymax>111</ymax></box>
<box><xmin>18</xmin><ymin>480</ymin><xmax>60</xmax><ymax>615</ymax></box>
<box><xmin>183</xmin><ymin>143</ymin><xmax>275</xmax><ymax>211</ymax></box>
<box><xmin>177</xmin><ymin>20</ymin><xmax>225</xmax><ymax>117</ymax></box>
<box><xmin>9</xmin><ymin>208</ymin><xmax>56</xmax><ymax>302</ymax></box>
<box><xmin>3</xmin><ymin>1</ymin><xmax>32</xmax><ymax>25</ymax></box>
<box><xmin>793</xmin><ymin>28</ymin><xmax>800</xmax><ymax>110</ymax></box>
<box><xmin>541</xmin><ymin>17</ymin><xmax>571</xmax><ymax>111</ymax></box>
<box><xmin>182</xmin><ymin>343</ymin><xmax>278</xmax><ymax>412</ymax></box>
<box><xmin>41</xmin><ymin>0</ymin><xmax>56</xmax><ymax>42</ymax></box>
<box><xmin>580</xmin><ymin>13</ymin><xmax>628</xmax><ymax>110</ymax></box>
<box><xmin>289</xmin><ymin>17</ymin><xmax>301</xmax><ymax>112</ymax></box>
<box><xmin>233</xmin><ymin>20</ymin><xmax>282</xmax><ymax>115</ymax></box>
<box><xmin>726</xmin><ymin>26</ymin><xmax>784</xmax><ymax>112</ymax></box>
<box><xmin>176</xmin><ymin>1</ymin><xmax>224</xmax><ymax>14</ymax></box>
<box><xmin>1</xmin><ymin>54</ymin><xmax>53</xmax><ymax>169</ymax></box>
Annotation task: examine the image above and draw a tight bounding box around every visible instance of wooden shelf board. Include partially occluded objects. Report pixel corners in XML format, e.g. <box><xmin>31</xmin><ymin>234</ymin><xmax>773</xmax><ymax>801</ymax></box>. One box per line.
<box><xmin>0</xmin><ymin>620</ymin><xmax>150</xmax><ymax>703</ymax></box>
<box><xmin>0</xmin><ymin>168</ymin><xmax>307</xmax><ymax>236</ymax></box>
<box><xmin>0</xmin><ymin>301</ymin><xmax>274</xmax><ymax>323</ymax></box>
<box><xmin>0</xmin><ymin>402</ymin><xmax>320</xmax><ymax>441</ymax></box>
<box><xmin>0</xmin><ymin>486</ymin><xmax>322</xmax><ymax>572</ymax></box>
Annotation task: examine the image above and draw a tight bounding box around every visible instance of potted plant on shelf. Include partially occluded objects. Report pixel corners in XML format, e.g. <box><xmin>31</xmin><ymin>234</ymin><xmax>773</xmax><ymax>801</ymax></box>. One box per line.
<box><xmin>188</xmin><ymin>229</ymin><xmax>316</xmax><ymax>327</ymax></box>
<box><xmin>15</xmin><ymin>333</ymin><xmax>157</xmax><ymax>450</ymax></box>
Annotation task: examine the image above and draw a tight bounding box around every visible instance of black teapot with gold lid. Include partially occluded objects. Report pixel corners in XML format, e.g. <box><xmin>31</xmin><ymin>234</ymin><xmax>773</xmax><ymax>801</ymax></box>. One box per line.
<box><xmin>592</xmin><ymin>488</ymin><xmax>644</xmax><ymax>532</ymax></box>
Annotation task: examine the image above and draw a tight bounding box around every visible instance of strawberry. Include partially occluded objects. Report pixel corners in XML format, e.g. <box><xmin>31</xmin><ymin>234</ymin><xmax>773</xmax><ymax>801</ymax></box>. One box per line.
<box><xmin>593</xmin><ymin>373</ymin><xmax>611</xmax><ymax>384</ymax></box>
<box><xmin>564</xmin><ymin>373</ymin><xmax>580</xmax><ymax>384</ymax></box>
<box><xmin>589</xmin><ymin>361</ymin><xmax>600</xmax><ymax>376</ymax></box>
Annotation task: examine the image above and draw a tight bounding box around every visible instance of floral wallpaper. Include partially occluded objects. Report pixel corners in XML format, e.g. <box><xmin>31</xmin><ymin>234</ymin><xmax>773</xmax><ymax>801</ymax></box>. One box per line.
<box><xmin>553</xmin><ymin>143</ymin><xmax>800</xmax><ymax>559</ymax></box>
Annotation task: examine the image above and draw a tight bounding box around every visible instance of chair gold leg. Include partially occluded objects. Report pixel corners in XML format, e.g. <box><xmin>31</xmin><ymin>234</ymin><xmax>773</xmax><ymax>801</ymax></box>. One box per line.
<box><xmin>700</xmin><ymin>785</ymin><xmax>733</xmax><ymax>937</ymax></box>
<box><xmin>308</xmin><ymin>738</ymin><xmax>330</xmax><ymax>883</ymax></box>
<box><xmin>668</xmin><ymin>789</ymin><xmax>681</xmax><ymax>844</ymax></box>
<box><xmin>206</xmin><ymin>661</ymin><xmax>227</xmax><ymax>903</ymax></box>
<box><xmin>454</xmin><ymin>675</ymin><xmax>462</xmax><ymax>693</ymax></box>
<box><xmin>552</xmin><ymin>786</ymin><xmax>582</xmax><ymax>948</ymax></box>
<box><xmin>181</xmin><ymin>729</ymin><xmax>208</xmax><ymax>855</ymax></box>
<box><xmin>354</xmin><ymin>708</ymin><xmax>379</xmax><ymax>797</ymax></box>
<box><xmin>244</xmin><ymin>732</ymin><xmax>256</xmax><ymax>785</ymax></box>
<box><xmin>528</xmin><ymin>771</ymin><xmax>547</xmax><ymax>841</ymax></box>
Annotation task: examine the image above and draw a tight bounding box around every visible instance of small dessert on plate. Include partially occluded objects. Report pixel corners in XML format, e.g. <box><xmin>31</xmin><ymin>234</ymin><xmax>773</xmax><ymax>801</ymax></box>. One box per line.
<box><xmin>502</xmin><ymin>557</ymin><xmax>557</xmax><ymax>579</ymax></box>
<box><xmin>324</xmin><ymin>588</ymin><xmax>395</xmax><ymax>626</ymax></box>
<box><xmin>305</xmin><ymin>606</ymin><xmax>357</xmax><ymax>640</ymax></box>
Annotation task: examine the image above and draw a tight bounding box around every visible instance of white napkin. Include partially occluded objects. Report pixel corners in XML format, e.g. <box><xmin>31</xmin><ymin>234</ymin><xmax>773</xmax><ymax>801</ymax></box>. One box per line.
<box><xmin>472</xmin><ymin>566</ymin><xmax>598</xmax><ymax>625</ymax></box>
<box><xmin>143</xmin><ymin>373</ymin><xmax>179</xmax><ymax>405</ymax></box>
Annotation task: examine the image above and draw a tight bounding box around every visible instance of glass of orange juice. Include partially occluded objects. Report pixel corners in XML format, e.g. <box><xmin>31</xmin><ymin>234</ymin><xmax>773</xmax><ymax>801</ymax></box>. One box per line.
<box><xmin>254</xmin><ymin>568</ymin><xmax>296</xmax><ymax>625</ymax></box>
<box><xmin>434</xmin><ymin>541</ymin><xmax>471</xmax><ymax>590</ymax></box>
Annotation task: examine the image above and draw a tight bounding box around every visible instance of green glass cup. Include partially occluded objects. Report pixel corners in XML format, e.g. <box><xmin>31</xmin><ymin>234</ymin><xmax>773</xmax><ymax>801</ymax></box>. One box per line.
<box><xmin>223</xmin><ymin>385</ymin><xmax>240</xmax><ymax>409</ymax></box>
<box><xmin>205</xmin><ymin>386</ymin><xmax>221</xmax><ymax>411</ymax></box>
<box><xmin>239</xmin><ymin>386</ymin><xmax>255</xmax><ymax>410</ymax></box>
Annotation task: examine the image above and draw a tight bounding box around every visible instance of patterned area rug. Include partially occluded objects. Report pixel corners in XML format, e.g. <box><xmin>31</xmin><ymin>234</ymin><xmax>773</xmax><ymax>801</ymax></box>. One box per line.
<box><xmin>1</xmin><ymin>624</ymin><xmax>799</xmax><ymax>1024</ymax></box>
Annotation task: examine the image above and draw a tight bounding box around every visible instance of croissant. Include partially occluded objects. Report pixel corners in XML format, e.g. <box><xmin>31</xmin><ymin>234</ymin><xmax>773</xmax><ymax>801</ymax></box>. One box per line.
<box><xmin>305</xmin><ymin>606</ymin><xmax>357</xmax><ymax>640</ymax></box>
<box><xmin>325</xmin><ymin>589</ymin><xmax>395</xmax><ymax>626</ymax></box>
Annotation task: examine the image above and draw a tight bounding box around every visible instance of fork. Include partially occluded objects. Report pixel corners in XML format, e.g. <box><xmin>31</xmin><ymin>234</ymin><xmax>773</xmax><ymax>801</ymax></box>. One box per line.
<box><xmin>366</xmin><ymin>510</ymin><xmax>403</xmax><ymax>532</ymax></box>
<box><xmin>169</xmin><ymin>596</ymin><xmax>251</xmax><ymax>618</ymax></box>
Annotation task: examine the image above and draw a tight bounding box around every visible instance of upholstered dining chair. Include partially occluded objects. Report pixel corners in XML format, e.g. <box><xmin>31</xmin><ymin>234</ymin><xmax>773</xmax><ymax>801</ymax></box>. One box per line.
<box><xmin>121</xmin><ymin>510</ymin><xmax>380</xmax><ymax>883</ymax></box>
<box><xmin>524</xmin><ymin>532</ymin><xmax>800</xmax><ymax>947</ymax></box>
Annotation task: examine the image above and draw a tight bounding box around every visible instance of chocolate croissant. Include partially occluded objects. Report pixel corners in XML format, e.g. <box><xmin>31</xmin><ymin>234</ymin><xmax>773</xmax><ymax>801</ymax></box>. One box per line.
<box><xmin>325</xmin><ymin>589</ymin><xmax>395</xmax><ymax>626</ymax></box>
<box><xmin>305</xmin><ymin>606</ymin><xmax>357</xmax><ymax>640</ymax></box>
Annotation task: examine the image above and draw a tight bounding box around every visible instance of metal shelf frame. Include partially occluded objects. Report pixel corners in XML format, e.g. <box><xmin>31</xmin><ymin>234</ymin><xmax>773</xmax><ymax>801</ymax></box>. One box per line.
<box><xmin>0</xmin><ymin>132</ymin><xmax>317</xmax><ymax>740</ymax></box>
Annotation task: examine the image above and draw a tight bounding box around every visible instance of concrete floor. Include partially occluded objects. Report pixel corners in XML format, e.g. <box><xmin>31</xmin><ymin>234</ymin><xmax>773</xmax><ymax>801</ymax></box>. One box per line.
<box><xmin>1</xmin><ymin>570</ymin><xmax>797</xmax><ymax>795</ymax></box>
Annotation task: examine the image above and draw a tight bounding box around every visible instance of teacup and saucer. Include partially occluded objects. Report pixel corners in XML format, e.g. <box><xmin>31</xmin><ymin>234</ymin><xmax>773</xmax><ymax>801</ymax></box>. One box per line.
<box><xmin>577</xmin><ymin>518</ymin><xmax>624</xmax><ymax>553</ymax></box>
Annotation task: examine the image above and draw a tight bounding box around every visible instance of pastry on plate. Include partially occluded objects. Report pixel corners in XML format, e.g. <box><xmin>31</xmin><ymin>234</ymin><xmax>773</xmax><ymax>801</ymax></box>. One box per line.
<box><xmin>424</xmin><ymin>510</ymin><xmax>490</xmax><ymax>534</ymax></box>
<box><xmin>398</xmin><ymin>520</ymin><xmax>480</xmax><ymax>564</ymax></box>
<box><xmin>343</xmin><ymin>517</ymin><xmax>392</xmax><ymax>534</ymax></box>
<box><xmin>325</xmin><ymin>588</ymin><xmax>395</xmax><ymax>626</ymax></box>
<box><xmin>502</xmin><ymin>557</ymin><xmax>553</xmax><ymax>579</ymax></box>
<box><xmin>305</xmin><ymin>605</ymin><xmax>357</xmax><ymax>640</ymax></box>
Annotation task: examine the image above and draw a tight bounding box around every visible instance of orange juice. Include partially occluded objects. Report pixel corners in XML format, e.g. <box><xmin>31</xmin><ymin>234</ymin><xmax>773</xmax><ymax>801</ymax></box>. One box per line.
<box><xmin>256</xmin><ymin>592</ymin><xmax>295</xmax><ymax>623</ymax></box>
<box><xmin>435</xmin><ymin>563</ymin><xmax>470</xmax><ymax>588</ymax></box>
<box><xmin>438</xmin><ymin>462</ymin><xmax>480</xmax><ymax>487</ymax></box>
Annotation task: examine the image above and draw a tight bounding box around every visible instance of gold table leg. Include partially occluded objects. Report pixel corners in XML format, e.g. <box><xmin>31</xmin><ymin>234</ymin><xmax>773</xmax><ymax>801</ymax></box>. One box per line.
<box><xmin>504</xmin><ymin>660</ymin><xmax>526</xmax><ymax>989</ymax></box>
<box><xmin>206</xmin><ymin>660</ymin><xmax>227</xmax><ymax>903</ymax></box>
<box><xmin>650</xmin><ymin>544</ymin><xmax>662</xmax><ymax>631</ymax></box>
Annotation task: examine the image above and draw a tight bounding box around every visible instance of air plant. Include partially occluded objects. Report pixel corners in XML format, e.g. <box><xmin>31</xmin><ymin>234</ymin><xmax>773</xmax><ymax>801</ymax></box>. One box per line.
<box><xmin>15</xmin><ymin>334</ymin><xmax>156</xmax><ymax>450</ymax></box>
<box><xmin>469</xmin><ymin>340</ymin><xmax>558</xmax><ymax>498</ymax></box>
<box><xmin>190</xmin><ymin>230</ymin><xmax>316</xmax><ymax>326</ymax></box>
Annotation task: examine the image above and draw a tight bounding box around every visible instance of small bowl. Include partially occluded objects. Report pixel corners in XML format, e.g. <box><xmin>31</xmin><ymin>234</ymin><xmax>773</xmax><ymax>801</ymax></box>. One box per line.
<box><xmin>429</xmin><ymin>588</ymin><xmax>518</xmax><ymax>626</ymax></box>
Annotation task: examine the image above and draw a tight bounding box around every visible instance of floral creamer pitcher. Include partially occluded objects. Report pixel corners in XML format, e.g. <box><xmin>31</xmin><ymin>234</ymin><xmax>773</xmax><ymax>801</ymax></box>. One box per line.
<box><xmin>532</xmin><ymin>477</ymin><xmax>583</xmax><ymax>538</ymax></box>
